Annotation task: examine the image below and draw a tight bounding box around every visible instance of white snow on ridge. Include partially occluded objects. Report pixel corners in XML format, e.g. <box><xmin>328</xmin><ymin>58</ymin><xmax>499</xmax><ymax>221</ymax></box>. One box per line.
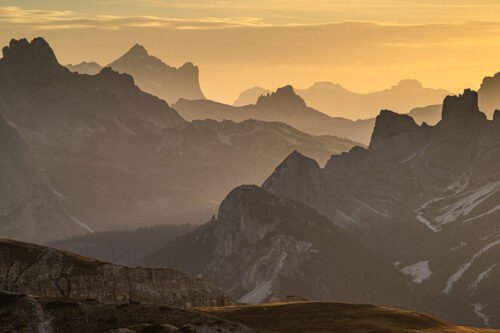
<box><xmin>463</xmin><ymin>204</ymin><xmax>500</xmax><ymax>223</ymax></box>
<box><xmin>401</xmin><ymin>261</ymin><xmax>432</xmax><ymax>284</ymax></box>
<box><xmin>436</xmin><ymin>181</ymin><xmax>500</xmax><ymax>225</ymax></box>
<box><xmin>469</xmin><ymin>262</ymin><xmax>499</xmax><ymax>290</ymax></box>
<box><xmin>238</xmin><ymin>280</ymin><xmax>273</xmax><ymax>304</ymax></box>
<box><xmin>415</xmin><ymin>179</ymin><xmax>500</xmax><ymax>232</ymax></box>
<box><xmin>472</xmin><ymin>303</ymin><xmax>491</xmax><ymax>327</ymax></box>
<box><xmin>444</xmin><ymin>238</ymin><xmax>500</xmax><ymax>294</ymax></box>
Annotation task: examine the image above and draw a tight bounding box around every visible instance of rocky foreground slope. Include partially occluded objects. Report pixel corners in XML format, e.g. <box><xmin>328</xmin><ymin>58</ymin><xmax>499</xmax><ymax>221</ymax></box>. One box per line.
<box><xmin>0</xmin><ymin>239</ymin><xmax>230</xmax><ymax>307</ymax></box>
<box><xmin>2</xmin><ymin>291</ymin><xmax>496</xmax><ymax>333</ymax></box>
<box><xmin>262</xmin><ymin>89</ymin><xmax>500</xmax><ymax>327</ymax></box>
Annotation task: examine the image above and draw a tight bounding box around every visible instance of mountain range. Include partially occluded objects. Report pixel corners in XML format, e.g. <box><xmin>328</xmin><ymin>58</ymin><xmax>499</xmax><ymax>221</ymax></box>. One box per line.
<box><xmin>234</xmin><ymin>80</ymin><xmax>450</xmax><ymax>119</ymax></box>
<box><xmin>174</xmin><ymin>85</ymin><xmax>442</xmax><ymax>144</ymax></box>
<box><xmin>67</xmin><ymin>44</ymin><xmax>205</xmax><ymax>104</ymax></box>
<box><xmin>0</xmin><ymin>38</ymin><xmax>357</xmax><ymax>244</ymax></box>
<box><xmin>260</xmin><ymin>89</ymin><xmax>500</xmax><ymax>327</ymax></box>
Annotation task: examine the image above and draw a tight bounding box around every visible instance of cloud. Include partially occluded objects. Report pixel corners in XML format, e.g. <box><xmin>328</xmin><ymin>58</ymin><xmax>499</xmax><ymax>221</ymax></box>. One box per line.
<box><xmin>0</xmin><ymin>6</ymin><xmax>272</xmax><ymax>30</ymax></box>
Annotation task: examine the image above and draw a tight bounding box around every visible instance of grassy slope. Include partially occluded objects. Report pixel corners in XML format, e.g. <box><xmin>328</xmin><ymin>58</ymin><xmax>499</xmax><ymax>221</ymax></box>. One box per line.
<box><xmin>199</xmin><ymin>302</ymin><xmax>500</xmax><ymax>333</ymax></box>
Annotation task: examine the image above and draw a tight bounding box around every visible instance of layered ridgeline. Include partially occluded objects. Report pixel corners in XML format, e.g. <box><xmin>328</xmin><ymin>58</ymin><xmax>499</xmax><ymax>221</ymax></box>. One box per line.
<box><xmin>141</xmin><ymin>185</ymin><xmax>424</xmax><ymax>312</ymax></box>
<box><xmin>233</xmin><ymin>80</ymin><xmax>449</xmax><ymax>119</ymax></box>
<box><xmin>175</xmin><ymin>85</ymin><xmax>443</xmax><ymax>145</ymax></box>
<box><xmin>66</xmin><ymin>61</ymin><xmax>103</xmax><ymax>75</ymax></box>
<box><xmin>67</xmin><ymin>44</ymin><xmax>205</xmax><ymax>103</ymax></box>
<box><xmin>0</xmin><ymin>239</ymin><xmax>230</xmax><ymax>307</ymax></box>
<box><xmin>0</xmin><ymin>38</ymin><xmax>357</xmax><ymax>243</ymax></box>
<box><xmin>262</xmin><ymin>90</ymin><xmax>500</xmax><ymax>327</ymax></box>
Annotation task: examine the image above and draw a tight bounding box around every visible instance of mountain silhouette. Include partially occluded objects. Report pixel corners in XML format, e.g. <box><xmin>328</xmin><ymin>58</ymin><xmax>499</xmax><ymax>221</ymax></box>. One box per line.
<box><xmin>107</xmin><ymin>43</ymin><xmax>205</xmax><ymax>103</ymax></box>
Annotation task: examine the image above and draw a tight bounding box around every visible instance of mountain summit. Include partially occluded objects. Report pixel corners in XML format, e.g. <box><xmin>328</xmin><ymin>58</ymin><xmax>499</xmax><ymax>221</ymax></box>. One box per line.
<box><xmin>107</xmin><ymin>43</ymin><xmax>205</xmax><ymax>103</ymax></box>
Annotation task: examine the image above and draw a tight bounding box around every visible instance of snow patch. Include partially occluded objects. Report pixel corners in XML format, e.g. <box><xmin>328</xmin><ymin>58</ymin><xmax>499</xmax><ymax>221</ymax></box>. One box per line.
<box><xmin>436</xmin><ymin>181</ymin><xmax>500</xmax><ymax>225</ymax></box>
<box><xmin>451</xmin><ymin>242</ymin><xmax>467</xmax><ymax>251</ymax></box>
<box><xmin>469</xmin><ymin>262</ymin><xmax>499</xmax><ymax>290</ymax></box>
<box><xmin>472</xmin><ymin>303</ymin><xmax>491</xmax><ymax>327</ymax></box>
<box><xmin>444</xmin><ymin>238</ymin><xmax>500</xmax><ymax>293</ymax></box>
<box><xmin>401</xmin><ymin>261</ymin><xmax>432</xmax><ymax>284</ymax></box>
<box><xmin>238</xmin><ymin>280</ymin><xmax>273</xmax><ymax>304</ymax></box>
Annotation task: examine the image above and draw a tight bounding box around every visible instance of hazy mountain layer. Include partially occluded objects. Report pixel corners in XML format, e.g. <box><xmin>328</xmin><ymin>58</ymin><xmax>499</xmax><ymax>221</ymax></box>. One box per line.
<box><xmin>262</xmin><ymin>89</ymin><xmax>500</xmax><ymax>327</ymax></box>
<box><xmin>66</xmin><ymin>61</ymin><xmax>103</xmax><ymax>75</ymax></box>
<box><xmin>234</xmin><ymin>80</ymin><xmax>449</xmax><ymax>119</ymax></box>
<box><xmin>175</xmin><ymin>85</ymin><xmax>441</xmax><ymax>144</ymax></box>
<box><xmin>0</xmin><ymin>38</ymin><xmax>357</xmax><ymax>243</ymax></box>
<box><xmin>108</xmin><ymin>44</ymin><xmax>205</xmax><ymax>103</ymax></box>
<box><xmin>49</xmin><ymin>224</ymin><xmax>195</xmax><ymax>265</ymax></box>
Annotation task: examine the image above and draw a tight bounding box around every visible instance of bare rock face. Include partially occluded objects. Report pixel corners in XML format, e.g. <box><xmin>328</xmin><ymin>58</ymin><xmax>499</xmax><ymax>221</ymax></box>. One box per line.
<box><xmin>258</xmin><ymin>89</ymin><xmax>500</xmax><ymax>328</ymax></box>
<box><xmin>107</xmin><ymin>44</ymin><xmax>205</xmax><ymax>103</ymax></box>
<box><xmin>141</xmin><ymin>185</ymin><xmax>421</xmax><ymax>311</ymax></box>
<box><xmin>0</xmin><ymin>239</ymin><xmax>231</xmax><ymax>308</ymax></box>
<box><xmin>262</xmin><ymin>150</ymin><xmax>322</xmax><ymax>208</ymax></box>
<box><xmin>441</xmin><ymin>89</ymin><xmax>485</xmax><ymax>125</ymax></box>
<box><xmin>369</xmin><ymin>110</ymin><xmax>419</xmax><ymax>147</ymax></box>
<box><xmin>478</xmin><ymin>71</ymin><xmax>500</xmax><ymax>118</ymax></box>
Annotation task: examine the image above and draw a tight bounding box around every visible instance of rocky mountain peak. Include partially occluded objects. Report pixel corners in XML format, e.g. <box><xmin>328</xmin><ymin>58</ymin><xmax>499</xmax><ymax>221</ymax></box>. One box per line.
<box><xmin>256</xmin><ymin>85</ymin><xmax>307</xmax><ymax>109</ymax></box>
<box><xmin>217</xmin><ymin>185</ymin><xmax>267</xmax><ymax>225</ymax></box>
<box><xmin>263</xmin><ymin>150</ymin><xmax>322</xmax><ymax>207</ymax></box>
<box><xmin>394</xmin><ymin>79</ymin><xmax>424</xmax><ymax>90</ymax></box>
<box><xmin>494</xmin><ymin>110</ymin><xmax>500</xmax><ymax>122</ymax></box>
<box><xmin>126</xmin><ymin>43</ymin><xmax>149</xmax><ymax>57</ymax></box>
<box><xmin>1</xmin><ymin>37</ymin><xmax>62</xmax><ymax>76</ymax></box>
<box><xmin>441</xmin><ymin>89</ymin><xmax>486</xmax><ymax>124</ymax></box>
<box><xmin>309</xmin><ymin>81</ymin><xmax>347</xmax><ymax>91</ymax></box>
<box><xmin>369</xmin><ymin>110</ymin><xmax>419</xmax><ymax>147</ymax></box>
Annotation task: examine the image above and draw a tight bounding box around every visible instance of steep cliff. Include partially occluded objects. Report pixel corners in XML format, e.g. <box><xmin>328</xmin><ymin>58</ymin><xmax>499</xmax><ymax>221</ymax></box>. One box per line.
<box><xmin>0</xmin><ymin>239</ymin><xmax>231</xmax><ymax>308</ymax></box>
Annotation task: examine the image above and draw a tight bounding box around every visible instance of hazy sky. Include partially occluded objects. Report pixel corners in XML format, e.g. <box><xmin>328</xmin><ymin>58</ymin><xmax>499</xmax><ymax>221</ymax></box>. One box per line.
<box><xmin>1</xmin><ymin>1</ymin><xmax>500</xmax><ymax>104</ymax></box>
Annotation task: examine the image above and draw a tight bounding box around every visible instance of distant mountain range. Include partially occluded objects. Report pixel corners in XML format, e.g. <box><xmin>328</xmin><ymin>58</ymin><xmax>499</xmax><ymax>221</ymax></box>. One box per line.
<box><xmin>234</xmin><ymin>80</ymin><xmax>450</xmax><ymax>119</ymax></box>
<box><xmin>66</xmin><ymin>61</ymin><xmax>102</xmax><ymax>75</ymax></box>
<box><xmin>175</xmin><ymin>85</ymin><xmax>442</xmax><ymax>144</ymax></box>
<box><xmin>67</xmin><ymin>44</ymin><xmax>205</xmax><ymax>104</ymax></box>
<box><xmin>0</xmin><ymin>38</ymin><xmax>358</xmax><ymax>243</ymax></box>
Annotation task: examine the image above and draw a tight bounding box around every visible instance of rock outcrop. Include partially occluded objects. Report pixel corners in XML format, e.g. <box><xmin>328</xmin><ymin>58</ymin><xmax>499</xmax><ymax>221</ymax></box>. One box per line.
<box><xmin>262</xmin><ymin>151</ymin><xmax>322</xmax><ymax>207</ymax></box>
<box><xmin>369</xmin><ymin>110</ymin><xmax>419</xmax><ymax>147</ymax></box>
<box><xmin>0</xmin><ymin>239</ymin><xmax>231</xmax><ymax>307</ymax></box>
<box><xmin>478</xmin><ymin>71</ymin><xmax>500</xmax><ymax>118</ymax></box>
<box><xmin>0</xmin><ymin>291</ymin><xmax>248</xmax><ymax>332</ymax></box>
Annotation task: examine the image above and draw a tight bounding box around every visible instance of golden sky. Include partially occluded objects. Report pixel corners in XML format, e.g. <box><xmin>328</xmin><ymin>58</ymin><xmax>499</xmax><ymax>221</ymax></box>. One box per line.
<box><xmin>1</xmin><ymin>1</ymin><xmax>500</xmax><ymax>104</ymax></box>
